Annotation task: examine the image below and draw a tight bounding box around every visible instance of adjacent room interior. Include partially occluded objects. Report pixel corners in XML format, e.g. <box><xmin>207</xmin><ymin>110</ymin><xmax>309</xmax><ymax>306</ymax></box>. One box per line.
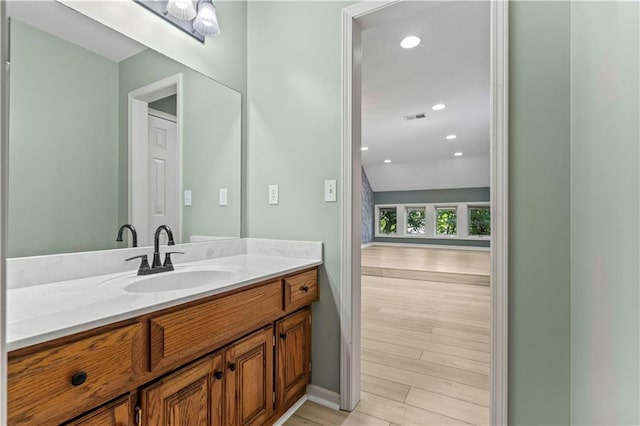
<box><xmin>287</xmin><ymin>2</ymin><xmax>492</xmax><ymax>424</ymax></box>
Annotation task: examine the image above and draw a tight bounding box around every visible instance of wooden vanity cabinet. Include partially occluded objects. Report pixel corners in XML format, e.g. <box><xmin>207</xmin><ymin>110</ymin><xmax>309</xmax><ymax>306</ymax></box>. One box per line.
<box><xmin>276</xmin><ymin>308</ymin><xmax>311</xmax><ymax>409</ymax></box>
<box><xmin>284</xmin><ymin>269</ymin><xmax>318</xmax><ymax>312</ymax></box>
<box><xmin>148</xmin><ymin>280</ymin><xmax>282</xmax><ymax>372</ymax></box>
<box><xmin>225</xmin><ymin>326</ymin><xmax>275</xmax><ymax>425</ymax></box>
<box><xmin>139</xmin><ymin>352</ymin><xmax>224</xmax><ymax>426</ymax></box>
<box><xmin>139</xmin><ymin>326</ymin><xmax>275</xmax><ymax>426</ymax></box>
<box><xmin>8</xmin><ymin>323</ymin><xmax>141</xmax><ymax>425</ymax></box>
<box><xmin>7</xmin><ymin>267</ymin><xmax>318</xmax><ymax>426</ymax></box>
<box><xmin>64</xmin><ymin>395</ymin><xmax>132</xmax><ymax>426</ymax></box>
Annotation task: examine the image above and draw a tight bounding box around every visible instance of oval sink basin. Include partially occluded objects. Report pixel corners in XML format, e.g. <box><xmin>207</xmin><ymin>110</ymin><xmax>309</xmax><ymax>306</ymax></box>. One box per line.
<box><xmin>124</xmin><ymin>270</ymin><xmax>234</xmax><ymax>293</ymax></box>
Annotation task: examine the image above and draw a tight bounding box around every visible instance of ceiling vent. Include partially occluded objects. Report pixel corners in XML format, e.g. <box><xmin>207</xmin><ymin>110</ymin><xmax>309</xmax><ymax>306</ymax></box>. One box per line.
<box><xmin>403</xmin><ymin>112</ymin><xmax>427</xmax><ymax>121</ymax></box>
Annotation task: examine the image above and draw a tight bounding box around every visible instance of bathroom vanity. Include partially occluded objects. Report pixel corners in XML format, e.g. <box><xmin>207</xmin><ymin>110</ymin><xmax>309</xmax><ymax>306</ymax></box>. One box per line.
<box><xmin>6</xmin><ymin>239</ymin><xmax>321</xmax><ymax>425</ymax></box>
<box><xmin>4</xmin><ymin>2</ymin><xmax>325</xmax><ymax>424</ymax></box>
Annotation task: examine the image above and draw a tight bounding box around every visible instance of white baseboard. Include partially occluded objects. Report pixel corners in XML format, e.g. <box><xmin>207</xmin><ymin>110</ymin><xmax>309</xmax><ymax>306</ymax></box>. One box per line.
<box><xmin>306</xmin><ymin>384</ymin><xmax>341</xmax><ymax>411</ymax></box>
<box><xmin>271</xmin><ymin>395</ymin><xmax>307</xmax><ymax>426</ymax></box>
<box><xmin>271</xmin><ymin>385</ymin><xmax>341</xmax><ymax>425</ymax></box>
<box><xmin>369</xmin><ymin>241</ymin><xmax>490</xmax><ymax>251</ymax></box>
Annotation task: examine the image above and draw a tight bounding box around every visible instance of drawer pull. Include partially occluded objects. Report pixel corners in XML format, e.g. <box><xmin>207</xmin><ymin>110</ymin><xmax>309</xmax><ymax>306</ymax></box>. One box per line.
<box><xmin>301</xmin><ymin>285</ymin><xmax>310</xmax><ymax>293</ymax></box>
<box><xmin>280</xmin><ymin>333</ymin><xmax>287</xmax><ymax>339</ymax></box>
<box><xmin>70</xmin><ymin>372</ymin><xmax>87</xmax><ymax>386</ymax></box>
<box><xmin>214</xmin><ymin>370</ymin><xmax>223</xmax><ymax>380</ymax></box>
<box><xmin>228</xmin><ymin>362</ymin><xmax>237</xmax><ymax>372</ymax></box>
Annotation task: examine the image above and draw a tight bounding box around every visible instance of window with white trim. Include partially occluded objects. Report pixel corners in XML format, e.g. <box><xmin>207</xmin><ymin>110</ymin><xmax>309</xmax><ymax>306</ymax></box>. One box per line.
<box><xmin>378</xmin><ymin>207</ymin><xmax>397</xmax><ymax>235</ymax></box>
<box><xmin>469</xmin><ymin>206</ymin><xmax>491</xmax><ymax>236</ymax></box>
<box><xmin>436</xmin><ymin>207</ymin><xmax>457</xmax><ymax>236</ymax></box>
<box><xmin>374</xmin><ymin>202</ymin><xmax>490</xmax><ymax>241</ymax></box>
<box><xmin>405</xmin><ymin>207</ymin><xmax>426</xmax><ymax>235</ymax></box>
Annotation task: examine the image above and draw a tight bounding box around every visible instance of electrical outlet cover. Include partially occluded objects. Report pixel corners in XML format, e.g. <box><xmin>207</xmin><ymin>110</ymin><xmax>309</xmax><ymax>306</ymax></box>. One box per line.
<box><xmin>269</xmin><ymin>184</ymin><xmax>279</xmax><ymax>205</ymax></box>
<box><xmin>219</xmin><ymin>188</ymin><xmax>228</xmax><ymax>206</ymax></box>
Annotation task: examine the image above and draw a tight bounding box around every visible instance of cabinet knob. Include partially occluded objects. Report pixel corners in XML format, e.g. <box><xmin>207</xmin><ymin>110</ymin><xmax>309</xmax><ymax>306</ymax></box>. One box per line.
<box><xmin>280</xmin><ymin>333</ymin><xmax>287</xmax><ymax>339</ymax></box>
<box><xmin>228</xmin><ymin>363</ymin><xmax>237</xmax><ymax>372</ymax></box>
<box><xmin>214</xmin><ymin>370</ymin><xmax>223</xmax><ymax>380</ymax></box>
<box><xmin>71</xmin><ymin>372</ymin><xmax>87</xmax><ymax>386</ymax></box>
<box><xmin>301</xmin><ymin>285</ymin><xmax>310</xmax><ymax>293</ymax></box>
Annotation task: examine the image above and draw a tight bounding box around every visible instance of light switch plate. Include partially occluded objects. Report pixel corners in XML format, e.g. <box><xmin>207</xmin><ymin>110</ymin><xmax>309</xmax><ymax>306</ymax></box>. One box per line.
<box><xmin>269</xmin><ymin>184</ymin><xmax>279</xmax><ymax>205</ymax></box>
<box><xmin>184</xmin><ymin>189</ymin><xmax>192</xmax><ymax>206</ymax></box>
<box><xmin>324</xmin><ymin>180</ymin><xmax>337</xmax><ymax>202</ymax></box>
<box><xmin>219</xmin><ymin>188</ymin><xmax>228</xmax><ymax>206</ymax></box>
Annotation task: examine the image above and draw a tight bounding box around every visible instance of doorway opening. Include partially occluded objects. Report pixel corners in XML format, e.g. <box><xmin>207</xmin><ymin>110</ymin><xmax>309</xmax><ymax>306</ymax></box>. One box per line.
<box><xmin>128</xmin><ymin>74</ymin><xmax>183</xmax><ymax>246</ymax></box>
<box><xmin>339</xmin><ymin>1</ymin><xmax>508</xmax><ymax>425</ymax></box>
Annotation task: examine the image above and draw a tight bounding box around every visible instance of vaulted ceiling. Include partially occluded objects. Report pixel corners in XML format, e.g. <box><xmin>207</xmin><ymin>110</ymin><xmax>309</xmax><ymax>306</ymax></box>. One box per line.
<box><xmin>361</xmin><ymin>1</ymin><xmax>490</xmax><ymax>192</ymax></box>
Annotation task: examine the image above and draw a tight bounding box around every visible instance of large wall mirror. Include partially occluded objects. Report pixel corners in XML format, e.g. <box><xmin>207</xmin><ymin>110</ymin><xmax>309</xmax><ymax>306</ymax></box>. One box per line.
<box><xmin>6</xmin><ymin>1</ymin><xmax>242</xmax><ymax>258</ymax></box>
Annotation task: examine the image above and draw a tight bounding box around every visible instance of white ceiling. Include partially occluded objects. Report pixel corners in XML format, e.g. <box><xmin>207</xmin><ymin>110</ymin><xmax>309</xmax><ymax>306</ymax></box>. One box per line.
<box><xmin>7</xmin><ymin>1</ymin><xmax>146</xmax><ymax>63</ymax></box>
<box><xmin>361</xmin><ymin>1</ymin><xmax>490</xmax><ymax>191</ymax></box>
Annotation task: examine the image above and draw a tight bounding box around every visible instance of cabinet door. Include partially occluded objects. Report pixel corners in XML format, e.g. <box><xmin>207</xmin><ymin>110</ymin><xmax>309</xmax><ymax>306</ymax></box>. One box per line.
<box><xmin>276</xmin><ymin>308</ymin><xmax>311</xmax><ymax>409</ymax></box>
<box><xmin>65</xmin><ymin>395</ymin><xmax>131</xmax><ymax>426</ymax></box>
<box><xmin>139</xmin><ymin>353</ymin><xmax>223</xmax><ymax>425</ymax></box>
<box><xmin>224</xmin><ymin>327</ymin><xmax>274</xmax><ymax>425</ymax></box>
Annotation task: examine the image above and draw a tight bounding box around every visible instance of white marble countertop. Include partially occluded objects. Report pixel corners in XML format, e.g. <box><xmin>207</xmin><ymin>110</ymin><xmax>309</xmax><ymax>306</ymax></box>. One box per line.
<box><xmin>7</xmin><ymin>239</ymin><xmax>322</xmax><ymax>352</ymax></box>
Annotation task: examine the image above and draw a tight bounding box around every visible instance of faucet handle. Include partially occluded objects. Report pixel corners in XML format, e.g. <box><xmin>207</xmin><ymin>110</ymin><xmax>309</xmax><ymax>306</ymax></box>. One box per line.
<box><xmin>163</xmin><ymin>251</ymin><xmax>185</xmax><ymax>268</ymax></box>
<box><xmin>125</xmin><ymin>254</ymin><xmax>150</xmax><ymax>274</ymax></box>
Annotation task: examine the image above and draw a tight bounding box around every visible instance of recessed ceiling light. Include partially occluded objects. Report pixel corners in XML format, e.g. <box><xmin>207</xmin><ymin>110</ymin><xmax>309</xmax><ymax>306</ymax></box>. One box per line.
<box><xmin>384</xmin><ymin>159</ymin><xmax>392</xmax><ymax>163</ymax></box>
<box><xmin>361</xmin><ymin>146</ymin><xmax>369</xmax><ymax>151</ymax></box>
<box><xmin>400</xmin><ymin>36</ymin><xmax>421</xmax><ymax>49</ymax></box>
<box><xmin>446</xmin><ymin>134</ymin><xmax>457</xmax><ymax>140</ymax></box>
<box><xmin>432</xmin><ymin>104</ymin><xmax>446</xmax><ymax>111</ymax></box>
<box><xmin>454</xmin><ymin>152</ymin><xmax>463</xmax><ymax>157</ymax></box>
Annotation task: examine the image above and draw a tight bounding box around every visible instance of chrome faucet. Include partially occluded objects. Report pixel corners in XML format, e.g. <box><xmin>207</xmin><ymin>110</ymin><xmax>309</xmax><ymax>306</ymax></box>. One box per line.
<box><xmin>125</xmin><ymin>225</ymin><xmax>183</xmax><ymax>276</ymax></box>
<box><xmin>116</xmin><ymin>224</ymin><xmax>138</xmax><ymax>247</ymax></box>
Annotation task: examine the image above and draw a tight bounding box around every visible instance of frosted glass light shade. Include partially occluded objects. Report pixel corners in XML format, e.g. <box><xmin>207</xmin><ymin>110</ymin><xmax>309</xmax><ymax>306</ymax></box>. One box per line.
<box><xmin>167</xmin><ymin>0</ymin><xmax>196</xmax><ymax>20</ymax></box>
<box><xmin>194</xmin><ymin>0</ymin><xmax>220</xmax><ymax>36</ymax></box>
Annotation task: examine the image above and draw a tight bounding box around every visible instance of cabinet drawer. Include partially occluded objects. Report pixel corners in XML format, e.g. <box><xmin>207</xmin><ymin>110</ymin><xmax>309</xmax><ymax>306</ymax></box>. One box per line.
<box><xmin>8</xmin><ymin>324</ymin><xmax>141</xmax><ymax>425</ymax></box>
<box><xmin>64</xmin><ymin>394</ymin><xmax>131</xmax><ymax>426</ymax></box>
<box><xmin>149</xmin><ymin>280</ymin><xmax>283</xmax><ymax>371</ymax></box>
<box><xmin>284</xmin><ymin>269</ymin><xmax>318</xmax><ymax>311</ymax></box>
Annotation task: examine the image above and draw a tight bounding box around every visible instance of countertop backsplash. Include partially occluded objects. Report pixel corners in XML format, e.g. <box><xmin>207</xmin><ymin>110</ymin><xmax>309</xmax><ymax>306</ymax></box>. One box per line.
<box><xmin>6</xmin><ymin>238</ymin><xmax>322</xmax><ymax>289</ymax></box>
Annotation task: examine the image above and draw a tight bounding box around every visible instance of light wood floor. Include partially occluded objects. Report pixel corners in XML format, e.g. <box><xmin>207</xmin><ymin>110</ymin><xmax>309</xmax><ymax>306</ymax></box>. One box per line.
<box><xmin>361</xmin><ymin>246</ymin><xmax>490</xmax><ymax>286</ymax></box>
<box><xmin>285</xmin><ymin>247</ymin><xmax>490</xmax><ymax>426</ymax></box>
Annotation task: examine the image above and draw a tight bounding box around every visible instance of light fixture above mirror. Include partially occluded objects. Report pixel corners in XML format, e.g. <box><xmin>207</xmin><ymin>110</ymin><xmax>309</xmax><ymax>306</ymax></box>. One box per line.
<box><xmin>134</xmin><ymin>0</ymin><xmax>220</xmax><ymax>43</ymax></box>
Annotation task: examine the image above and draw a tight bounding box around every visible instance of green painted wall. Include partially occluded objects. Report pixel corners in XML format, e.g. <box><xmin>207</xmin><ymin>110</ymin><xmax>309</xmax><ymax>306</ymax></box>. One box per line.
<box><xmin>509</xmin><ymin>3</ymin><xmax>571</xmax><ymax>424</ymax></box>
<box><xmin>149</xmin><ymin>95</ymin><xmax>177</xmax><ymax>116</ymax></box>
<box><xmin>246</xmin><ymin>3</ymin><xmax>575</xmax><ymax>416</ymax></box>
<box><xmin>118</xmin><ymin>49</ymin><xmax>242</xmax><ymax>243</ymax></box>
<box><xmin>58</xmin><ymin>0</ymin><xmax>247</xmax><ymax>94</ymax></box>
<box><xmin>570</xmin><ymin>2</ymin><xmax>639</xmax><ymax>424</ymax></box>
<box><xmin>374</xmin><ymin>187</ymin><xmax>490</xmax><ymax>205</ymax></box>
<box><xmin>8</xmin><ymin>19</ymin><xmax>119</xmax><ymax>257</ymax></box>
<box><xmin>246</xmin><ymin>1</ymin><xmax>354</xmax><ymax>393</ymax></box>
<box><xmin>374</xmin><ymin>236</ymin><xmax>490</xmax><ymax>248</ymax></box>
<box><xmin>60</xmin><ymin>0</ymin><xmax>249</xmax><ymax>235</ymax></box>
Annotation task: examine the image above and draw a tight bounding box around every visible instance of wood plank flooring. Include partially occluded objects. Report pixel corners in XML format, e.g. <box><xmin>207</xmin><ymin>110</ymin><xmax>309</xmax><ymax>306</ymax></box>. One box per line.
<box><xmin>285</xmin><ymin>247</ymin><xmax>490</xmax><ymax>426</ymax></box>
<box><xmin>361</xmin><ymin>246</ymin><xmax>490</xmax><ymax>276</ymax></box>
<box><xmin>361</xmin><ymin>246</ymin><xmax>490</xmax><ymax>286</ymax></box>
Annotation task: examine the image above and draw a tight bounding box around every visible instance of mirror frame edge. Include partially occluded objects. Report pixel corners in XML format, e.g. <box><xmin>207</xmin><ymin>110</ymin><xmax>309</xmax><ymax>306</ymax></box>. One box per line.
<box><xmin>1</xmin><ymin>0</ymin><xmax>9</xmax><ymax>422</ymax></box>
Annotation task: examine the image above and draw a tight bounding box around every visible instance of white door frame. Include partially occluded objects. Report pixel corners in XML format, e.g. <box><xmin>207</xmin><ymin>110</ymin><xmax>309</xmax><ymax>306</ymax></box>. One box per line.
<box><xmin>128</xmin><ymin>74</ymin><xmax>183</xmax><ymax>246</ymax></box>
<box><xmin>339</xmin><ymin>2</ymin><xmax>509</xmax><ymax>424</ymax></box>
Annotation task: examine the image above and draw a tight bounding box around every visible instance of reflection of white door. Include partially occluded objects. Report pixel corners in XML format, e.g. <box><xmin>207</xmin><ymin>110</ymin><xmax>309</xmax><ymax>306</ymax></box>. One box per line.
<box><xmin>148</xmin><ymin>112</ymin><xmax>178</xmax><ymax>245</ymax></box>
<box><xmin>129</xmin><ymin>74</ymin><xmax>182</xmax><ymax>247</ymax></box>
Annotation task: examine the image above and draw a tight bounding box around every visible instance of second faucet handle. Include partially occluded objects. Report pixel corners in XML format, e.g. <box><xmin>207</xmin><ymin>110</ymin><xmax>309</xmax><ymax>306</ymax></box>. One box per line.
<box><xmin>163</xmin><ymin>251</ymin><xmax>185</xmax><ymax>268</ymax></box>
<box><xmin>125</xmin><ymin>254</ymin><xmax>150</xmax><ymax>274</ymax></box>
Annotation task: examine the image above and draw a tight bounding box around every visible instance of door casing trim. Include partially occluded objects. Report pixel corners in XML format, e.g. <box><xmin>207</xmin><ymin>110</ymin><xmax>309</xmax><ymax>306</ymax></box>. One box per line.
<box><xmin>339</xmin><ymin>2</ymin><xmax>509</xmax><ymax>424</ymax></box>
